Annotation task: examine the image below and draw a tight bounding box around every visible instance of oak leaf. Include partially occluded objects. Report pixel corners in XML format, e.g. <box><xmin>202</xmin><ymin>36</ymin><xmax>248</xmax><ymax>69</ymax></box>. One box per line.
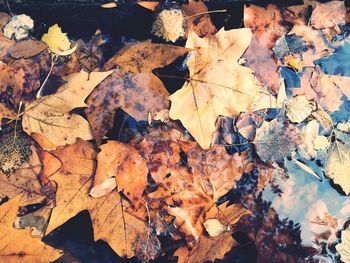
<box><xmin>90</xmin><ymin>140</ymin><xmax>148</xmax><ymax>202</ymax></box>
<box><xmin>0</xmin><ymin>195</ymin><xmax>62</xmax><ymax>262</ymax></box>
<box><xmin>169</xmin><ymin>28</ymin><xmax>259</xmax><ymax>149</ymax></box>
<box><xmin>22</xmin><ymin>70</ymin><xmax>113</xmax><ymax>146</ymax></box>
<box><xmin>86</xmin><ymin>40</ymin><xmax>189</xmax><ymax>144</ymax></box>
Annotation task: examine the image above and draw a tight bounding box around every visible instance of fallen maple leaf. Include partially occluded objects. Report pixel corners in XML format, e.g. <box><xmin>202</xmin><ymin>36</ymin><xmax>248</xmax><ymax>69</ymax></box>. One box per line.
<box><xmin>90</xmin><ymin>140</ymin><xmax>148</xmax><ymax>202</ymax></box>
<box><xmin>169</xmin><ymin>28</ymin><xmax>259</xmax><ymax>149</ymax></box>
<box><xmin>205</xmin><ymin>201</ymin><xmax>251</xmax><ymax>227</ymax></box>
<box><xmin>22</xmin><ymin>70</ymin><xmax>113</xmax><ymax>146</ymax></box>
<box><xmin>174</xmin><ymin>232</ymin><xmax>238</xmax><ymax>263</ymax></box>
<box><xmin>89</xmin><ymin>190</ymin><xmax>149</xmax><ymax>258</ymax></box>
<box><xmin>43</xmin><ymin>139</ymin><xmax>148</xmax><ymax>258</ymax></box>
<box><xmin>0</xmin><ymin>195</ymin><xmax>62</xmax><ymax>262</ymax></box>
<box><xmin>86</xmin><ymin>40</ymin><xmax>189</xmax><ymax>144</ymax></box>
<box><xmin>45</xmin><ymin>139</ymin><xmax>97</xmax><ymax>233</ymax></box>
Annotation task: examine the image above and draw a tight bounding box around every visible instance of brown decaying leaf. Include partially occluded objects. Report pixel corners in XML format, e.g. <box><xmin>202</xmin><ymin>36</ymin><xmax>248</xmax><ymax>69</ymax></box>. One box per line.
<box><xmin>169</xmin><ymin>28</ymin><xmax>259</xmax><ymax>149</ymax></box>
<box><xmin>310</xmin><ymin>1</ymin><xmax>346</xmax><ymax>29</ymax></box>
<box><xmin>22</xmin><ymin>70</ymin><xmax>113</xmax><ymax>146</ymax></box>
<box><xmin>9</xmin><ymin>39</ymin><xmax>47</xmax><ymax>59</ymax></box>
<box><xmin>90</xmin><ymin>140</ymin><xmax>148</xmax><ymax>203</ymax></box>
<box><xmin>174</xmin><ymin>232</ymin><xmax>239</xmax><ymax>263</ymax></box>
<box><xmin>0</xmin><ymin>36</ymin><xmax>14</xmax><ymax>59</ymax></box>
<box><xmin>0</xmin><ymin>195</ymin><xmax>63</xmax><ymax>262</ymax></box>
<box><xmin>85</xmin><ymin>40</ymin><xmax>189</xmax><ymax>145</ymax></box>
<box><xmin>75</xmin><ymin>32</ymin><xmax>106</xmax><ymax>72</ymax></box>
<box><xmin>0</xmin><ymin>61</ymin><xmax>25</xmax><ymax>105</ymax></box>
<box><xmin>0</xmin><ymin>103</ymin><xmax>16</xmax><ymax>126</ymax></box>
<box><xmin>180</xmin><ymin>141</ymin><xmax>253</xmax><ymax>201</ymax></box>
<box><xmin>132</xmin><ymin>133</ymin><xmax>181</xmax><ymax>184</ymax></box>
<box><xmin>4</xmin><ymin>51</ymin><xmax>52</xmax><ymax>104</ymax></box>
<box><xmin>182</xmin><ymin>1</ymin><xmax>218</xmax><ymax>38</ymax></box>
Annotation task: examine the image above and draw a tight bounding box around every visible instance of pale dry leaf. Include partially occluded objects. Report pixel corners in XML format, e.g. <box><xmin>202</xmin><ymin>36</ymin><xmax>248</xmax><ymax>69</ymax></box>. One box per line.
<box><xmin>336</xmin><ymin>228</ymin><xmax>350</xmax><ymax>263</ymax></box>
<box><xmin>298</xmin><ymin>119</ymin><xmax>319</xmax><ymax>159</ymax></box>
<box><xmin>325</xmin><ymin>142</ymin><xmax>350</xmax><ymax>195</ymax></box>
<box><xmin>204</xmin><ymin>219</ymin><xmax>228</xmax><ymax>237</ymax></box>
<box><xmin>285</xmin><ymin>95</ymin><xmax>316</xmax><ymax>123</ymax></box>
<box><xmin>22</xmin><ymin>70</ymin><xmax>113</xmax><ymax>146</ymax></box>
<box><xmin>169</xmin><ymin>28</ymin><xmax>259</xmax><ymax>149</ymax></box>
<box><xmin>314</xmin><ymin>135</ymin><xmax>329</xmax><ymax>150</ymax></box>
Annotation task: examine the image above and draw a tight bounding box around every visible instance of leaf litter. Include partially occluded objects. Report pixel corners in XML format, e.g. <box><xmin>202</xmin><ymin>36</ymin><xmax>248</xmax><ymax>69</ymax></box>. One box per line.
<box><xmin>0</xmin><ymin>1</ymin><xmax>350</xmax><ymax>263</ymax></box>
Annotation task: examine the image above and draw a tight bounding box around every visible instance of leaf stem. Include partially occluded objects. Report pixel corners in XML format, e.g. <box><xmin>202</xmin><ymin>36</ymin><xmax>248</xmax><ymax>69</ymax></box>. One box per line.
<box><xmin>186</xmin><ymin>9</ymin><xmax>227</xmax><ymax>19</ymax></box>
<box><xmin>36</xmin><ymin>55</ymin><xmax>57</xmax><ymax>99</ymax></box>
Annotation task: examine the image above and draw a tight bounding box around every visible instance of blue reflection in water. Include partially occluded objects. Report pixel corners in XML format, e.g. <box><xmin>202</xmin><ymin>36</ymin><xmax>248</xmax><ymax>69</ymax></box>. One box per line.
<box><xmin>262</xmin><ymin>157</ymin><xmax>350</xmax><ymax>262</ymax></box>
<box><xmin>316</xmin><ymin>42</ymin><xmax>350</xmax><ymax>76</ymax></box>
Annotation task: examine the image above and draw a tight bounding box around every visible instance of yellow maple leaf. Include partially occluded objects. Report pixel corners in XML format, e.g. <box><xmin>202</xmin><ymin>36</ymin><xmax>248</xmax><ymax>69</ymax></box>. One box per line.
<box><xmin>42</xmin><ymin>24</ymin><xmax>77</xmax><ymax>56</ymax></box>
